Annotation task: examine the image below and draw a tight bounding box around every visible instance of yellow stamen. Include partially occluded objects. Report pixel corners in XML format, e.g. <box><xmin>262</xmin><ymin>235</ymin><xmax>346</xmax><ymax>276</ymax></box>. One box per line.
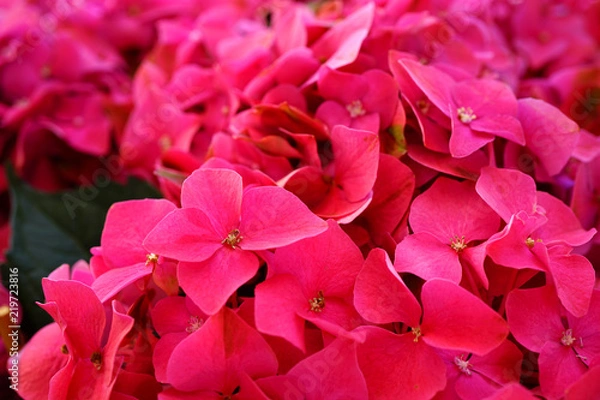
<box><xmin>450</xmin><ymin>236</ymin><xmax>467</xmax><ymax>252</ymax></box>
<box><xmin>308</xmin><ymin>291</ymin><xmax>325</xmax><ymax>312</ymax></box>
<box><xmin>146</xmin><ymin>253</ymin><xmax>159</xmax><ymax>266</ymax></box>
<box><xmin>457</xmin><ymin>106</ymin><xmax>476</xmax><ymax>123</ymax></box>
<box><xmin>346</xmin><ymin>100</ymin><xmax>366</xmax><ymax>118</ymax></box>
<box><xmin>412</xmin><ymin>327</ymin><xmax>422</xmax><ymax>342</ymax></box>
<box><xmin>90</xmin><ymin>351</ymin><xmax>102</xmax><ymax>370</ymax></box>
<box><xmin>222</xmin><ymin>229</ymin><xmax>243</xmax><ymax>249</ymax></box>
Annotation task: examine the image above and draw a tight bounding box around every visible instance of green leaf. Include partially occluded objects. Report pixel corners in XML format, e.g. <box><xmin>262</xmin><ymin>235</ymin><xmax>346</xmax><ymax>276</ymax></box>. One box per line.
<box><xmin>2</xmin><ymin>167</ymin><xmax>161</xmax><ymax>335</ymax></box>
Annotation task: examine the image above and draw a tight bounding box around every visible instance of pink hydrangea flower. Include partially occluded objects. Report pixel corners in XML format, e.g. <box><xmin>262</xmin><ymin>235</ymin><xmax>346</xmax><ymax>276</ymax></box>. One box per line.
<box><xmin>507</xmin><ymin>285</ymin><xmax>600</xmax><ymax>399</ymax></box>
<box><xmin>144</xmin><ymin>168</ymin><xmax>327</xmax><ymax>314</ymax></box>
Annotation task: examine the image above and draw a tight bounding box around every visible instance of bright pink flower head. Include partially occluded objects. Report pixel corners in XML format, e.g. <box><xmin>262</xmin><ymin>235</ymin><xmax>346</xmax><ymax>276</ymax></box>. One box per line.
<box><xmin>353</xmin><ymin>248</ymin><xmax>509</xmax><ymax>398</ymax></box>
<box><xmin>477</xmin><ymin>167</ymin><xmax>596</xmax><ymax>317</ymax></box>
<box><xmin>395</xmin><ymin>177</ymin><xmax>500</xmax><ymax>287</ymax></box>
<box><xmin>256</xmin><ymin>337</ymin><xmax>368</xmax><ymax>400</ymax></box>
<box><xmin>161</xmin><ymin>307</ymin><xmax>277</xmax><ymax>396</ymax></box>
<box><xmin>282</xmin><ymin>125</ymin><xmax>379</xmax><ymax>223</ymax></box>
<box><xmin>349</xmin><ymin>153</ymin><xmax>415</xmax><ymax>252</ymax></box>
<box><xmin>255</xmin><ymin>220</ymin><xmax>364</xmax><ymax>352</ymax></box>
<box><xmin>19</xmin><ymin>278</ymin><xmax>133</xmax><ymax>400</ymax></box>
<box><xmin>507</xmin><ymin>285</ymin><xmax>600</xmax><ymax>399</ymax></box>
<box><xmin>435</xmin><ymin>339</ymin><xmax>523</xmax><ymax>399</ymax></box>
<box><xmin>91</xmin><ymin>199</ymin><xmax>178</xmax><ymax>302</ymax></box>
<box><xmin>144</xmin><ymin>168</ymin><xmax>328</xmax><ymax>314</ymax></box>
<box><xmin>503</xmin><ymin>98</ymin><xmax>580</xmax><ymax>179</ymax></box>
<box><xmin>304</xmin><ymin>2</ymin><xmax>375</xmax><ymax>86</ymax></box>
<box><xmin>315</xmin><ymin>67</ymin><xmax>399</xmax><ymax>132</ymax></box>
<box><xmin>389</xmin><ymin>54</ymin><xmax>453</xmax><ymax>154</ymax></box>
<box><xmin>150</xmin><ymin>295</ymin><xmax>208</xmax><ymax>383</ymax></box>
<box><xmin>447</xmin><ymin>78</ymin><xmax>524</xmax><ymax>158</ymax></box>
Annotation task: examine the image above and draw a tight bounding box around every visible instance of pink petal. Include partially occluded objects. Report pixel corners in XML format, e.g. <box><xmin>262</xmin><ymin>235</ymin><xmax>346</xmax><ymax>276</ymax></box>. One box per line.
<box><xmin>470</xmin><ymin>114</ymin><xmax>525</xmax><ymax>145</ymax></box>
<box><xmin>269</xmin><ymin>220</ymin><xmax>363</xmax><ymax>298</ymax></box>
<box><xmin>355</xmin><ymin>154</ymin><xmax>415</xmax><ymax>242</ymax></box>
<box><xmin>568</xmin><ymin>290</ymin><xmax>600</xmax><ymax>363</ymax></box>
<box><xmin>103</xmin><ymin>301</ymin><xmax>135</xmax><ymax>382</ymax></box>
<box><xmin>505</xmin><ymin>286</ymin><xmax>564</xmax><ymax>352</ymax></box>
<box><xmin>518</xmin><ymin>98</ymin><xmax>580</xmax><ymax>176</ymax></box>
<box><xmin>449</xmin><ymin>117</ymin><xmax>495</xmax><ymax>158</ymax></box>
<box><xmin>40</xmin><ymin>279</ymin><xmax>105</xmax><ymax>357</ymax></box>
<box><xmin>307</xmin><ymin>2</ymin><xmax>375</xmax><ymax>85</ymax></box>
<box><xmin>539</xmin><ymin>341</ymin><xmax>587</xmax><ymax>399</ymax></box>
<box><xmin>181</xmin><ymin>168</ymin><xmax>243</xmax><ymax>236</ymax></box>
<box><xmin>354</xmin><ymin>248</ymin><xmax>421</xmax><ymax>326</ymax></box>
<box><xmin>101</xmin><ymin>199</ymin><xmax>176</xmax><ymax>268</ymax></box>
<box><xmin>547</xmin><ymin>250</ymin><xmax>595</xmax><ymax>318</ymax></box>
<box><xmin>254</xmin><ymin>274</ymin><xmax>307</xmax><ymax>352</ymax></box>
<box><xmin>318</xmin><ymin>67</ymin><xmax>368</xmax><ymax>105</ymax></box>
<box><xmin>239</xmin><ymin>186</ymin><xmax>327</xmax><ymax>250</ymax></box>
<box><xmin>356</xmin><ymin>326</ymin><xmax>447</xmax><ymax>400</ymax></box>
<box><xmin>151</xmin><ymin>296</ymin><xmax>204</xmax><ymax>336</ymax></box>
<box><xmin>409</xmin><ymin>177</ymin><xmax>501</xmax><ymax>243</ymax></box>
<box><xmin>394</xmin><ymin>233</ymin><xmax>463</xmax><ymax>283</ymax></box>
<box><xmin>315</xmin><ymin>100</ymin><xmax>353</xmax><ymax>131</ymax></box>
<box><xmin>178</xmin><ymin>248</ymin><xmax>259</xmax><ymax>315</ymax></box>
<box><xmin>91</xmin><ymin>263</ymin><xmax>152</xmax><ymax>303</ymax></box>
<box><xmin>143</xmin><ymin>208</ymin><xmax>222</xmax><ymax>262</ymax></box>
<box><xmin>476</xmin><ymin>167</ymin><xmax>538</xmax><ymax>223</ymax></box>
<box><xmin>18</xmin><ymin>323</ymin><xmax>68</xmax><ymax>400</ymax></box>
<box><xmin>330</xmin><ymin>125</ymin><xmax>379</xmax><ymax>203</ymax></box>
<box><xmin>421</xmin><ymin>279</ymin><xmax>509</xmax><ymax>355</ymax></box>
<box><xmin>565</xmin><ymin>364</ymin><xmax>600</xmax><ymax>400</ymax></box>
<box><xmin>536</xmin><ymin>191</ymin><xmax>597</xmax><ymax>247</ymax></box>
<box><xmin>394</xmin><ymin>57</ymin><xmax>454</xmax><ymax>114</ymax></box>
<box><xmin>153</xmin><ymin>333</ymin><xmax>187</xmax><ymax>383</ymax></box>
<box><xmin>485</xmin><ymin>212</ymin><xmax>548</xmax><ymax>271</ymax></box>
<box><xmin>407</xmin><ymin>144</ymin><xmax>488</xmax><ymax>181</ymax></box>
<box><xmin>273</xmin><ymin>6</ymin><xmax>307</xmax><ymax>54</ymax></box>
<box><xmin>268</xmin><ymin>337</ymin><xmax>368</xmax><ymax>400</ymax></box>
<box><xmin>483</xmin><ymin>382</ymin><xmax>537</xmax><ymax>400</ymax></box>
<box><xmin>167</xmin><ymin>307</ymin><xmax>277</xmax><ymax>393</ymax></box>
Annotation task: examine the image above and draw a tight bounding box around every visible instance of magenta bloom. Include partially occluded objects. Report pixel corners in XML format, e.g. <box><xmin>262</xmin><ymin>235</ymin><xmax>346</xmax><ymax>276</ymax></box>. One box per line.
<box><xmin>315</xmin><ymin>67</ymin><xmax>399</xmax><ymax>132</ymax></box>
<box><xmin>144</xmin><ymin>168</ymin><xmax>327</xmax><ymax>314</ymax></box>
<box><xmin>256</xmin><ymin>337</ymin><xmax>368</xmax><ymax>400</ymax></box>
<box><xmin>254</xmin><ymin>220</ymin><xmax>364</xmax><ymax>352</ymax></box>
<box><xmin>281</xmin><ymin>125</ymin><xmax>379</xmax><ymax>223</ymax></box>
<box><xmin>395</xmin><ymin>177</ymin><xmax>500</xmax><ymax>287</ymax></box>
<box><xmin>477</xmin><ymin>167</ymin><xmax>597</xmax><ymax>317</ymax></box>
<box><xmin>19</xmin><ymin>279</ymin><xmax>133</xmax><ymax>400</ymax></box>
<box><xmin>447</xmin><ymin>78</ymin><xmax>524</xmax><ymax>158</ymax></box>
<box><xmin>92</xmin><ymin>198</ymin><xmax>178</xmax><ymax>302</ymax></box>
<box><xmin>160</xmin><ymin>307</ymin><xmax>277</xmax><ymax>397</ymax></box>
<box><xmin>354</xmin><ymin>249</ymin><xmax>509</xmax><ymax>399</ymax></box>
<box><xmin>507</xmin><ymin>285</ymin><xmax>600</xmax><ymax>399</ymax></box>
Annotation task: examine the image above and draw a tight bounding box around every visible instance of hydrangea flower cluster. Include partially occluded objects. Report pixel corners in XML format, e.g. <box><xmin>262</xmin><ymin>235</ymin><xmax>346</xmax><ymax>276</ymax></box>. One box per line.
<box><xmin>4</xmin><ymin>0</ymin><xmax>600</xmax><ymax>399</ymax></box>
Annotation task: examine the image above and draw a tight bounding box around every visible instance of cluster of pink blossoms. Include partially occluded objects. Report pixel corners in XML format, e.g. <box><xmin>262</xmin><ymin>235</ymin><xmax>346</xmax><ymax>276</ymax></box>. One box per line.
<box><xmin>4</xmin><ymin>0</ymin><xmax>600</xmax><ymax>399</ymax></box>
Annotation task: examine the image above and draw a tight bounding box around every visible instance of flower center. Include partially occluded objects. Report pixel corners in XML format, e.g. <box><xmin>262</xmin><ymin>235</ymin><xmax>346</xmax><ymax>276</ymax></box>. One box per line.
<box><xmin>146</xmin><ymin>253</ymin><xmax>159</xmax><ymax>266</ymax></box>
<box><xmin>457</xmin><ymin>106</ymin><xmax>477</xmax><ymax>123</ymax></box>
<box><xmin>185</xmin><ymin>316</ymin><xmax>204</xmax><ymax>334</ymax></box>
<box><xmin>308</xmin><ymin>291</ymin><xmax>325</xmax><ymax>312</ymax></box>
<box><xmin>90</xmin><ymin>351</ymin><xmax>102</xmax><ymax>370</ymax></box>
<box><xmin>346</xmin><ymin>100</ymin><xmax>366</xmax><ymax>118</ymax></box>
<box><xmin>416</xmin><ymin>99</ymin><xmax>430</xmax><ymax>114</ymax></box>
<box><xmin>222</xmin><ymin>229</ymin><xmax>242</xmax><ymax>249</ymax></box>
<box><xmin>61</xmin><ymin>344</ymin><xmax>69</xmax><ymax>354</ymax></box>
<box><xmin>412</xmin><ymin>326</ymin><xmax>422</xmax><ymax>342</ymax></box>
<box><xmin>454</xmin><ymin>354</ymin><xmax>472</xmax><ymax>375</ymax></box>
<box><xmin>450</xmin><ymin>236</ymin><xmax>467</xmax><ymax>252</ymax></box>
<box><xmin>561</xmin><ymin>329</ymin><xmax>577</xmax><ymax>347</ymax></box>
